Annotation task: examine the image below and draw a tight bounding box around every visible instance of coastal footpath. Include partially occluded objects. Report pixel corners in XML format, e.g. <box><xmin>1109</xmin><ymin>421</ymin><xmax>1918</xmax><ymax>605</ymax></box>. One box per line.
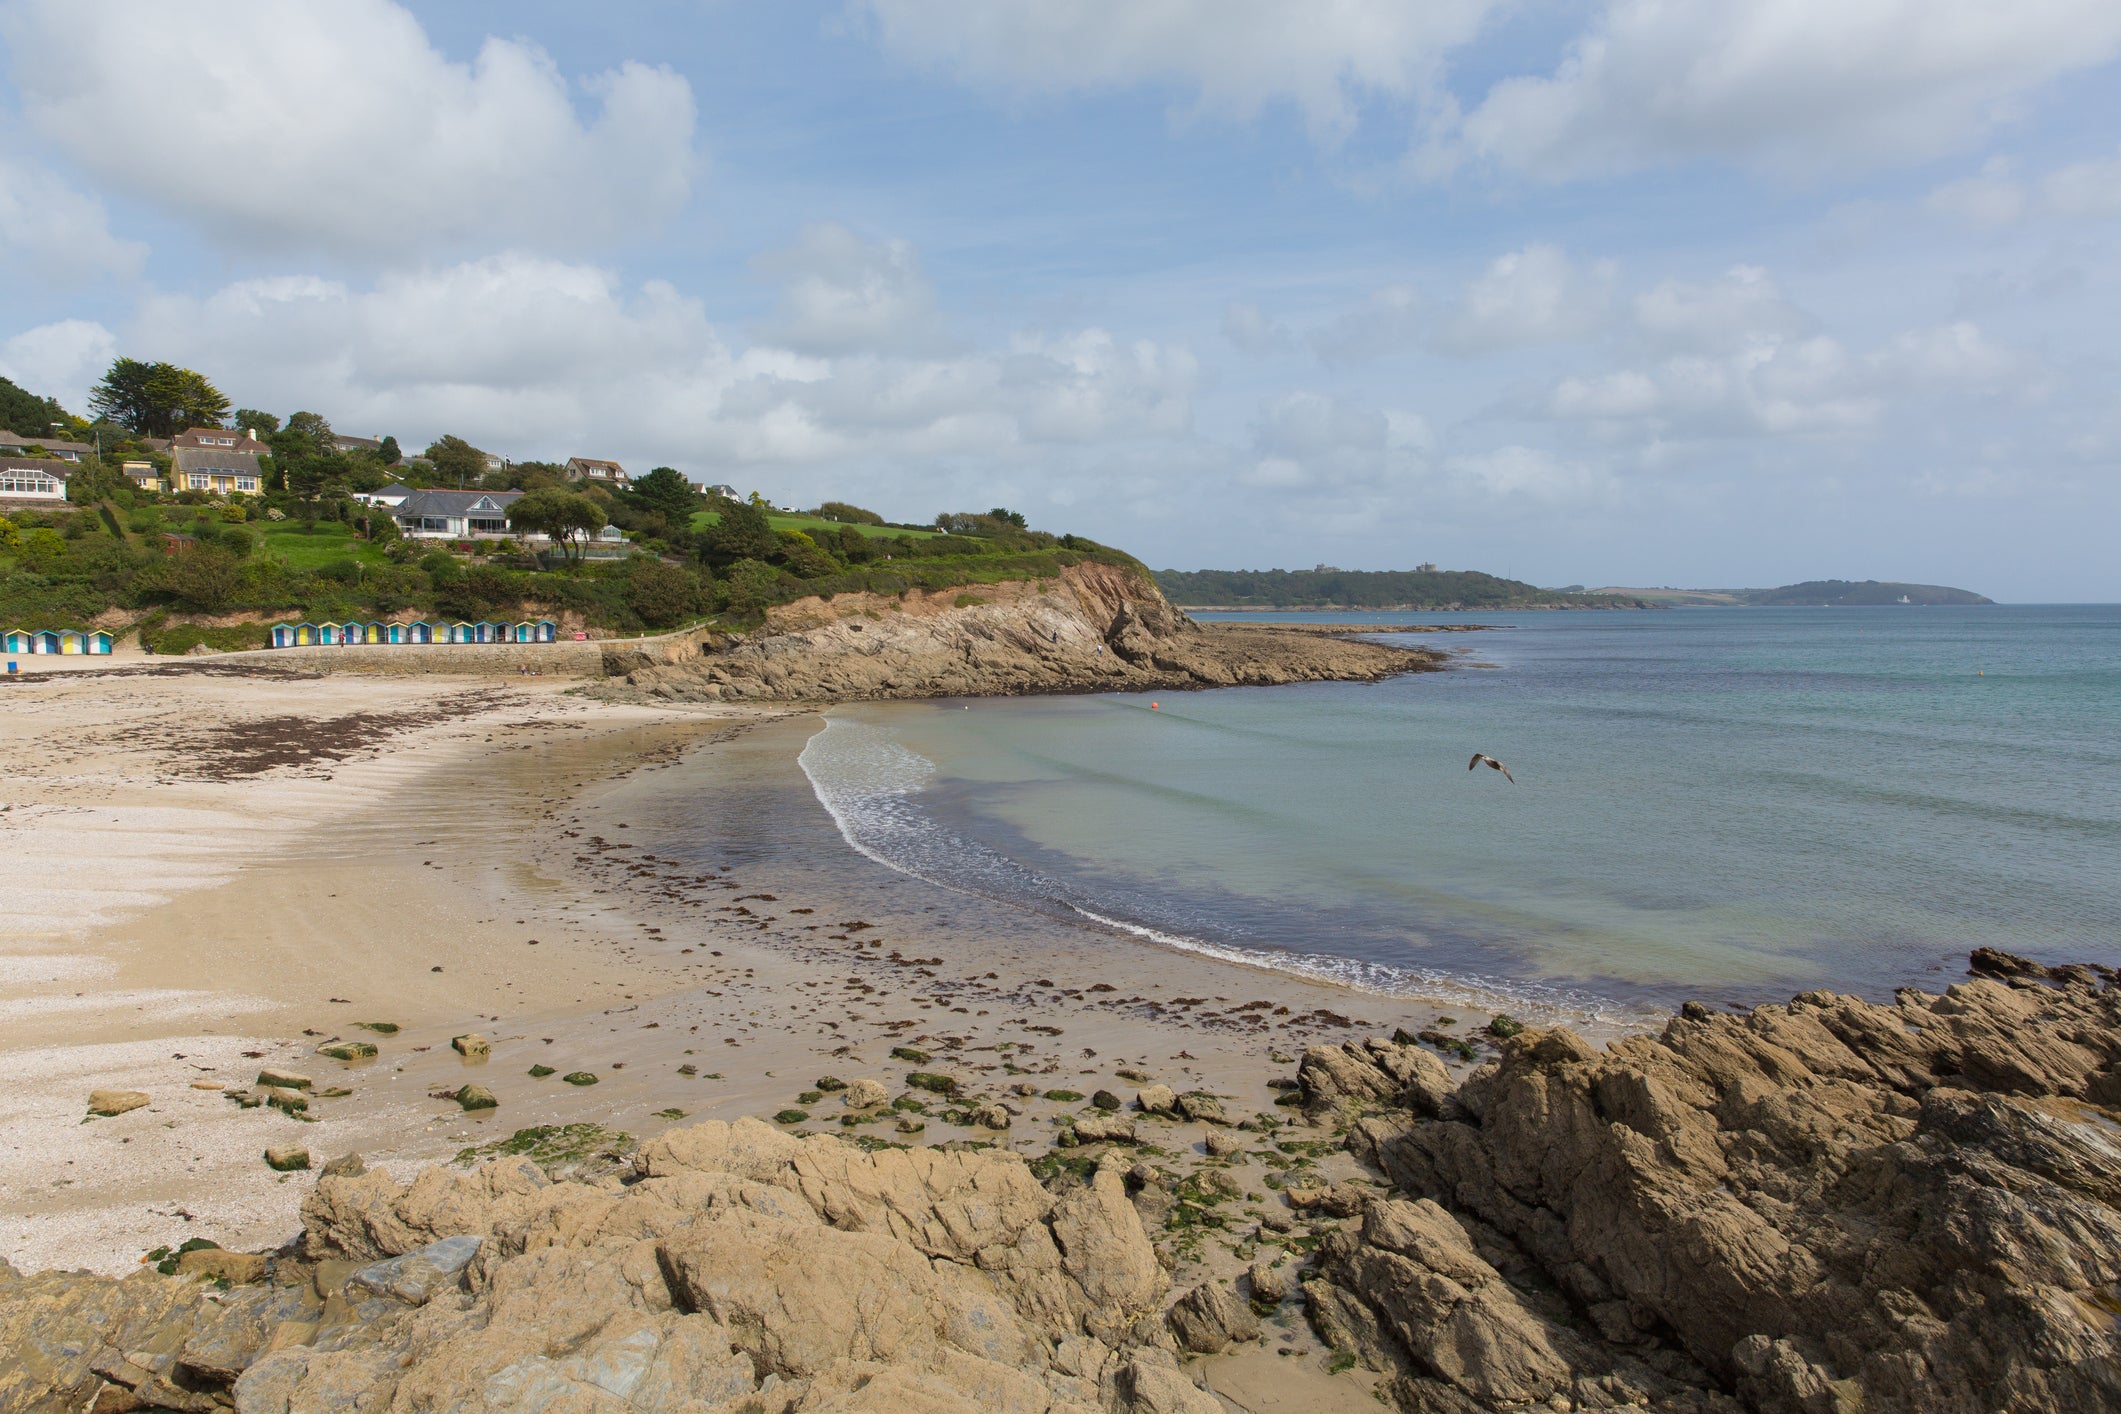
<box><xmin>605</xmin><ymin>560</ymin><xmax>1446</xmax><ymax>702</ymax></box>
<box><xmin>5</xmin><ymin>949</ymin><xmax>2115</xmax><ymax>1413</ymax></box>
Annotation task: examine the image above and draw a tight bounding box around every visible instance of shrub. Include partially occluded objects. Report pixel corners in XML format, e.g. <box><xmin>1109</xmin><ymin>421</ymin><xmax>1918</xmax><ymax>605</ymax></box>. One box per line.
<box><xmin>625</xmin><ymin>558</ymin><xmax>699</xmax><ymax>628</ymax></box>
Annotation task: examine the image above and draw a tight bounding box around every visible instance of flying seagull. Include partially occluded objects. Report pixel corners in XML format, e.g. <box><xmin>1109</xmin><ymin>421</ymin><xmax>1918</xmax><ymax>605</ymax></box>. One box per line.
<box><xmin>1468</xmin><ymin>753</ymin><xmax>1514</xmax><ymax>783</ymax></box>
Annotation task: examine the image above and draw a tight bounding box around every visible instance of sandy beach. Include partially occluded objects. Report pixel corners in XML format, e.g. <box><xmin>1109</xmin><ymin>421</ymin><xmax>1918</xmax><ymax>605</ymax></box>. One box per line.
<box><xmin>0</xmin><ymin>663</ymin><xmax>1492</xmax><ymax>1315</ymax></box>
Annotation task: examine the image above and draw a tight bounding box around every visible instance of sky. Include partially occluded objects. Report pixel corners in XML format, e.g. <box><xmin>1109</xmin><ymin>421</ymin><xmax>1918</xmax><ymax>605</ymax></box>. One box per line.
<box><xmin>2</xmin><ymin>2</ymin><xmax>2119</xmax><ymax>598</ymax></box>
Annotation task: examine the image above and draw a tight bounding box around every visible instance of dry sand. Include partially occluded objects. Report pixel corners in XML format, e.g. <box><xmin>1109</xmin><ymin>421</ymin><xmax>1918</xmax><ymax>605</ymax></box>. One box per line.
<box><xmin>0</xmin><ymin>663</ymin><xmax>1535</xmax><ymax>1407</ymax></box>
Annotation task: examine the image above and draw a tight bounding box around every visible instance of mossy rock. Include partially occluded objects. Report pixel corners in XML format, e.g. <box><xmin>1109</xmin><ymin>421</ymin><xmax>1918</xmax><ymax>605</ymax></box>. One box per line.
<box><xmin>1487</xmin><ymin>1014</ymin><xmax>1525</xmax><ymax>1039</ymax></box>
<box><xmin>316</xmin><ymin>1041</ymin><xmax>376</xmax><ymax>1061</ymax></box>
<box><xmin>455</xmin><ymin>1085</ymin><xmax>497</xmax><ymax>1111</ymax></box>
<box><xmin>454</xmin><ymin>1123</ymin><xmax>632</xmax><ymax>1169</ymax></box>
<box><xmin>355</xmin><ymin>1022</ymin><xmax>400</xmax><ymax>1035</ymax></box>
<box><xmin>1043</xmin><ymin>1089</ymin><xmax>1085</xmax><ymax>1102</ymax></box>
<box><xmin>264</xmin><ymin>1146</ymin><xmax>310</xmax><ymax>1172</ymax></box>
<box><xmin>773</xmin><ymin>1109</ymin><xmax>810</xmax><ymax>1125</ymax></box>
<box><xmin>813</xmin><ymin>1076</ymin><xmax>847</xmax><ymax>1092</ymax></box>
<box><xmin>561</xmin><ymin>1072</ymin><xmax>598</xmax><ymax>1087</ymax></box>
<box><xmin>797</xmin><ymin>1090</ymin><xmax>824</xmax><ymax>1105</ymax></box>
<box><xmin>890</xmin><ymin>1046</ymin><xmax>930</xmax><ymax>1064</ymax></box>
<box><xmin>905</xmin><ymin>1072</ymin><xmax>958</xmax><ymax>1095</ymax></box>
<box><xmin>528</xmin><ymin>1064</ymin><xmax>556</xmax><ymax>1078</ymax></box>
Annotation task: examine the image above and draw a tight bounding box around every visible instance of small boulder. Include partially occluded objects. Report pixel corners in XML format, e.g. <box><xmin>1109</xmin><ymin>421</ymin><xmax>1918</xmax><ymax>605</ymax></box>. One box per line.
<box><xmin>1071</xmin><ymin>1113</ymin><xmax>1138</xmax><ymax>1145</ymax></box>
<box><xmin>1091</xmin><ymin>1089</ymin><xmax>1123</xmax><ymax>1111</ymax></box>
<box><xmin>1175</xmin><ymin>1091</ymin><xmax>1227</xmax><ymax>1124</ymax></box>
<box><xmin>1247</xmin><ymin>1261</ymin><xmax>1289</xmax><ymax>1305</ymax></box>
<box><xmin>905</xmin><ymin>1072</ymin><xmax>958</xmax><ymax>1094</ymax></box>
<box><xmin>450</xmin><ymin>1034</ymin><xmax>491</xmax><ymax>1059</ymax></box>
<box><xmin>1204</xmin><ymin>1131</ymin><xmax>1244</xmax><ymax>1158</ymax></box>
<box><xmin>88</xmin><ymin>1089</ymin><xmax>150</xmax><ymax>1117</ymax></box>
<box><xmin>1167</xmin><ymin>1280</ymin><xmax>1262</xmax><ymax>1353</ymax></box>
<box><xmin>256</xmin><ymin>1068</ymin><xmax>312</xmax><ymax>1090</ymax></box>
<box><xmin>561</xmin><ymin>1072</ymin><xmax>598</xmax><ymax>1086</ymax></box>
<box><xmin>453</xmin><ymin>1084</ymin><xmax>497</xmax><ymax>1111</ymax></box>
<box><xmin>264</xmin><ymin>1146</ymin><xmax>310</xmax><ymax>1172</ymax></box>
<box><xmin>841</xmin><ymin>1077</ymin><xmax>890</xmax><ymax>1109</ymax></box>
<box><xmin>260</xmin><ymin>1086</ymin><xmax>308</xmax><ymax>1113</ymax></box>
<box><xmin>813</xmin><ymin>1075</ymin><xmax>847</xmax><ymax>1092</ymax></box>
<box><xmin>177</xmin><ymin>1248</ymin><xmax>269</xmax><ymax>1284</ymax></box>
<box><xmin>1135</xmin><ymin>1084</ymin><xmax>1177</xmax><ymax>1114</ymax></box>
<box><xmin>315</xmin><ymin>1041</ymin><xmax>376</xmax><ymax>1061</ymax></box>
<box><xmin>969</xmin><ymin>1102</ymin><xmax>1012</xmax><ymax>1130</ymax></box>
<box><xmin>319</xmin><ymin>1153</ymin><xmax>365</xmax><ymax>1177</ymax></box>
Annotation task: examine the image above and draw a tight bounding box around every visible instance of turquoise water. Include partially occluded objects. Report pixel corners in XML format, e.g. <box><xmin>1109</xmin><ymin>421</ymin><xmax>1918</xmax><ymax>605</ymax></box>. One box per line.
<box><xmin>798</xmin><ymin>606</ymin><xmax>2121</xmax><ymax>1021</ymax></box>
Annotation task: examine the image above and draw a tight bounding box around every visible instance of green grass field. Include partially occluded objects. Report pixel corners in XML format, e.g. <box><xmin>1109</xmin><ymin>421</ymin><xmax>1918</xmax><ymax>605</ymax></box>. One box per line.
<box><xmin>687</xmin><ymin>509</ymin><xmax>942</xmax><ymax>541</ymax></box>
<box><xmin>257</xmin><ymin>523</ymin><xmax>393</xmax><ymax>569</ymax></box>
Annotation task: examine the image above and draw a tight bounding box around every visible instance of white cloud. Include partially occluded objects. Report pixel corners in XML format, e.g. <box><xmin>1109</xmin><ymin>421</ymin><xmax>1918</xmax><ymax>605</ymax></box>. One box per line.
<box><xmin>753</xmin><ymin>223</ymin><xmax>942</xmax><ymax>355</ymax></box>
<box><xmin>1432</xmin><ymin>245</ymin><xmax>1613</xmax><ymax>355</ymax></box>
<box><xmin>1445</xmin><ymin>445</ymin><xmax>1613</xmax><ymax>504</ymax></box>
<box><xmin>1632</xmin><ymin>266</ymin><xmax>1811</xmax><ymax>353</ymax></box>
<box><xmin>1928</xmin><ymin>146</ymin><xmax>2121</xmax><ymax>227</ymax></box>
<box><xmin>2042</xmin><ymin>147</ymin><xmax>2121</xmax><ymax>219</ymax></box>
<box><xmin>2</xmin><ymin>0</ymin><xmax>697</xmax><ymax>260</ymax></box>
<box><xmin>1446</xmin><ymin>0</ymin><xmax>2121</xmax><ymax>180</ymax></box>
<box><xmin>0</xmin><ymin>319</ymin><xmax>118</xmax><ymax>414</ymax></box>
<box><xmin>851</xmin><ymin>0</ymin><xmax>1498</xmax><ymax>138</ymax></box>
<box><xmin>0</xmin><ymin>155</ymin><xmax>145</xmax><ymax>281</ymax></box>
<box><xmin>1870</xmin><ymin>321</ymin><xmax>2023</xmax><ymax>390</ymax></box>
<box><xmin>120</xmin><ymin>254</ymin><xmax>1198</xmax><ymax>482</ymax></box>
<box><xmin>1925</xmin><ymin>158</ymin><xmax>2030</xmax><ymax>229</ymax></box>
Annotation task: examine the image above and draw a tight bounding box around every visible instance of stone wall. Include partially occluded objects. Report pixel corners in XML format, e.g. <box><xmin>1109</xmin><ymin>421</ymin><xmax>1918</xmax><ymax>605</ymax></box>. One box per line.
<box><xmin>210</xmin><ymin>640</ymin><xmax>610</xmax><ymax>677</ymax></box>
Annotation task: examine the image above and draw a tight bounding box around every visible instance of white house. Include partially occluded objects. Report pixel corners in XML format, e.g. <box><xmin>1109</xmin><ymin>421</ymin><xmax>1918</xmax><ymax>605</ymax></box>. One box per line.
<box><xmin>0</xmin><ymin>431</ymin><xmax>94</xmax><ymax>462</ymax></box>
<box><xmin>0</xmin><ymin>457</ymin><xmax>70</xmax><ymax>502</ymax></box>
<box><xmin>351</xmin><ymin>481</ymin><xmax>413</xmax><ymax>509</ymax></box>
<box><xmin>392</xmin><ymin>489</ymin><xmax>523</xmax><ymax>539</ymax></box>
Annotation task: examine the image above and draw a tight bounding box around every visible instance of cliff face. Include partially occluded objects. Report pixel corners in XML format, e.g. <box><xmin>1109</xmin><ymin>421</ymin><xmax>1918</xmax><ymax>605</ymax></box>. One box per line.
<box><xmin>606</xmin><ymin>560</ymin><xmax>1443</xmax><ymax>703</ymax></box>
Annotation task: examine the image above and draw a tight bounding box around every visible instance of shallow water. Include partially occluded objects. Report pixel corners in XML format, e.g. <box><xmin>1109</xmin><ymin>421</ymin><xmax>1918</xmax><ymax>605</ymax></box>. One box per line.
<box><xmin>798</xmin><ymin>606</ymin><xmax>2121</xmax><ymax>1017</ymax></box>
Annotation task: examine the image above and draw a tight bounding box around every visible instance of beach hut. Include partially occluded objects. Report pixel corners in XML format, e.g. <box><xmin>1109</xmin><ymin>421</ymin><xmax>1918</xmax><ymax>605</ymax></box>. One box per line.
<box><xmin>359</xmin><ymin>622</ymin><xmax>382</xmax><ymax>644</ymax></box>
<box><xmin>536</xmin><ymin>620</ymin><xmax>557</xmax><ymax>642</ymax></box>
<box><xmin>384</xmin><ymin>622</ymin><xmax>404</xmax><ymax>644</ymax></box>
<box><xmin>33</xmin><ymin>631</ymin><xmax>58</xmax><ymax>654</ymax></box>
<box><xmin>509</xmin><ymin>621</ymin><xmax>530</xmax><ymax>643</ymax></box>
<box><xmin>320</xmin><ymin>623</ymin><xmax>342</xmax><ymax>645</ymax></box>
<box><xmin>3</xmin><ymin>630</ymin><xmax>29</xmax><ymax>654</ymax></box>
<box><xmin>449</xmin><ymin>622</ymin><xmax>474</xmax><ymax>644</ymax></box>
<box><xmin>295</xmin><ymin>623</ymin><xmax>318</xmax><ymax>646</ymax></box>
<box><xmin>271</xmin><ymin>625</ymin><xmax>293</xmax><ymax>649</ymax></box>
<box><xmin>57</xmin><ymin>630</ymin><xmax>86</xmax><ymax>655</ymax></box>
<box><xmin>407</xmin><ymin>621</ymin><xmax>433</xmax><ymax>644</ymax></box>
<box><xmin>472</xmin><ymin>622</ymin><xmax>492</xmax><ymax>644</ymax></box>
<box><xmin>87</xmin><ymin>631</ymin><xmax>112</xmax><ymax>654</ymax></box>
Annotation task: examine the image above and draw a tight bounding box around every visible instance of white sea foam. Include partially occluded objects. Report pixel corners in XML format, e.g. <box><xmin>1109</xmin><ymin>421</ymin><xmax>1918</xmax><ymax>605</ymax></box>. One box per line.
<box><xmin>799</xmin><ymin>714</ymin><xmax>1649</xmax><ymax>1028</ymax></box>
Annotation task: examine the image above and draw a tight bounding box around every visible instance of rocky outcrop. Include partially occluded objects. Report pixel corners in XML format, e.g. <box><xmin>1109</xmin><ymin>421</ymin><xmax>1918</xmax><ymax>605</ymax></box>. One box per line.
<box><xmin>1299</xmin><ymin>952</ymin><xmax>2121</xmax><ymax>1412</ymax></box>
<box><xmin>606</xmin><ymin>561</ymin><xmax>1442</xmax><ymax>702</ymax></box>
<box><xmin>0</xmin><ymin>1117</ymin><xmax>1215</xmax><ymax>1413</ymax></box>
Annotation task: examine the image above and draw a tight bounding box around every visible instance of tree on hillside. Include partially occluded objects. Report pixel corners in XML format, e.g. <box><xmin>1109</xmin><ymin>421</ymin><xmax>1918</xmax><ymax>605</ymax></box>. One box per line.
<box><xmin>814</xmin><ymin>500</ymin><xmax>884</xmax><ymax>525</ymax></box>
<box><xmin>233</xmin><ymin>408</ymin><xmax>281</xmax><ymax>437</ymax></box>
<box><xmin>287</xmin><ymin>411</ymin><xmax>334</xmax><ymax>445</ymax></box>
<box><xmin>0</xmin><ymin>374</ymin><xmax>72</xmax><ymax>436</ymax></box>
<box><xmin>700</xmin><ymin>494</ymin><xmax>778</xmax><ymax>568</ymax></box>
<box><xmin>87</xmin><ymin>358</ymin><xmax>231</xmax><ymax>437</ymax></box>
<box><xmin>424</xmin><ymin>434</ymin><xmax>489</xmax><ymax>485</ymax></box>
<box><xmin>632</xmin><ymin>465</ymin><xmax>699</xmax><ymax>520</ymax></box>
<box><xmin>507</xmin><ymin>488</ymin><xmax>606</xmax><ymax>563</ymax></box>
<box><xmin>625</xmin><ymin>557</ymin><xmax>701</xmax><ymax>628</ymax></box>
<box><xmin>378</xmin><ymin>434</ymin><xmax>401</xmax><ymax>465</ymax></box>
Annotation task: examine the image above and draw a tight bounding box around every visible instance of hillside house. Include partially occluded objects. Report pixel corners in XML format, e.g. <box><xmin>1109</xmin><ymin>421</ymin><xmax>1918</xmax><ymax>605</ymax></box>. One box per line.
<box><xmin>121</xmin><ymin>460</ymin><xmax>162</xmax><ymax>491</ymax></box>
<box><xmin>0</xmin><ymin>431</ymin><xmax>95</xmax><ymax>462</ymax></box>
<box><xmin>565</xmin><ymin>457</ymin><xmax>629</xmax><ymax>487</ymax></box>
<box><xmin>690</xmin><ymin>479</ymin><xmax>740</xmax><ymax>498</ymax></box>
<box><xmin>172</xmin><ymin>428</ymin><xmax>270</xmax><ymax>456</ymax></box>
<box><xmin>392</xmin><ymin>489</ymin><xmax>523</xmax><ymax>540</ymax></box>
<box><xmin>351</xmin><ymin>481</ymin><xmax>412</xmax><ymax>509</ymax></box>
<box><xmin>331</xmin><ymin>433</ymin><xmax>384</xmax><ymax>455</ymax></box>
<box><xmin>0</xmin><ymin>458</ymin><xmax>70</xmax><ymax>502</ymax></box>
<box><xmin>169</xmin><ymin>445</ymin><xmax>263</xmax><ymax>495</ymax></box>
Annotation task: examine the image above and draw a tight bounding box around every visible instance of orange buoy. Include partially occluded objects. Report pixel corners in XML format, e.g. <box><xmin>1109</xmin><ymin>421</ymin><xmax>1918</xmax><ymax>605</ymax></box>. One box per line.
<box><xmin>1151</xmin><ymin>702</ymin><xmax>1159</xmax><ymax>709</ymax></box>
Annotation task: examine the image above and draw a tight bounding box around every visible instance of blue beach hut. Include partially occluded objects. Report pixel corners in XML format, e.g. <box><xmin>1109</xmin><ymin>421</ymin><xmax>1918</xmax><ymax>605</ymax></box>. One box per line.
<box><xmin>386</xmin><ymin>622</ymin><xmax>406</xmax><ymax>644</ymax></box>
<box><xmin>87</xmin><ymin>631</ymin><xmax>112</xmax><ymax>654</ymax></box>
<box><xmin>271</xmin><ymin>624</ymin><xmax>293</xmax><ymax>648</ymax></box>
<box><xmin>33</xmin><ymin>630</ymin><xmax>58</xmax><ymax>654</ymax></box>
<box><xmin>408</xmin><ymin>621</ymin><xmax>434</xmax><ymax>644</ymax></box>
<box><xmin>535</xmin><ymin>620</ymin><xmax>557</xmax><ymax>642</ymax></box>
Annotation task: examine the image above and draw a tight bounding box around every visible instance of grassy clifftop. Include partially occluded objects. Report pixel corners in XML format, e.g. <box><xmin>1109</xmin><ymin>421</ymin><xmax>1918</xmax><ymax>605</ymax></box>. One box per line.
<box><xmin>1154</xmin><ymin>566</ymin><xmax>1649</xmax><ymax>610</ymax></box>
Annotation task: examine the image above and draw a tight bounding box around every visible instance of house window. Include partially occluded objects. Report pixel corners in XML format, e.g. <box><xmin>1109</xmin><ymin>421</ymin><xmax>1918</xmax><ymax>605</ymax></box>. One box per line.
<box><xmin>469</xmin><ymin>517</ymin><xmax>506</xmax><ymax>533</ymax></box>
<box><xmin>236</xmin><ymin>477</ymin><xmax>257</xmax><ymax>492</ymax></box>
<box><xmin>0</xmin><ymin>473</ymin><xmax>56</xmax><ymax>494</ymax></box>
<box><xmin>188</xmin><ymin>473</ymin><xmax>210</xmax><ymax>489</ymax></box>
<box><xmin>420</xmin><ymin>517</ymin><xmax>450</xmax><ymax>532</ymax></box>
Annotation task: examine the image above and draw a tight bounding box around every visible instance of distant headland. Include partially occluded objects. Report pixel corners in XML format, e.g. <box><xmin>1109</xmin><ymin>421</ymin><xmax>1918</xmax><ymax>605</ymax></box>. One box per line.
<box><xmin>1154</xmin><ymin>567</ymin><xmax>1654</xmax><ymax>610</ymax></box>
<box><xmin>1585</xmin><ymin>579</ymin><xmax>1993</xmax><ymax>607</ymax></box>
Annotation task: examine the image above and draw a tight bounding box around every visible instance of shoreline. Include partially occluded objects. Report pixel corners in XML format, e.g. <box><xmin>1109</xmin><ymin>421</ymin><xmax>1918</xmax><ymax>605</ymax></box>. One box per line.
<box><xmin>0</xmin><ymin>672</ymin><xmax>1511</xmax><ymax>1280</ymax></box>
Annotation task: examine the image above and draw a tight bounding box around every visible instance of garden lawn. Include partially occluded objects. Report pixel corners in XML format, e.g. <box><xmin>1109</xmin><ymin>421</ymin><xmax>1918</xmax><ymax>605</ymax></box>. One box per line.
<box><xmin>687</xmin><ymin>510</ymin><xmax>941</xmax><ymax>541</ymax></box>
<box><xmin>257</xmin><ymin>524</ymin><xmax>394</xmax><ymax>569</ymax></box>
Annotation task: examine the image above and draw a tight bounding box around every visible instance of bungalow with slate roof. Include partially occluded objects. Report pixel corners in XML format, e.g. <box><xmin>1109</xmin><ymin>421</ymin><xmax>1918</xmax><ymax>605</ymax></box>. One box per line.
<box><xmin>565</xmin><ymin>456</ymin><xmax>629</xmax><ymax>487</ymax></box>
<box><xmin>168</xmin><ymin>429</ymin><xmax>269</xmax><ymax>496</ymax></box>
<box><xmin>392</xmin><ymin>488</ymin><xmax>524</xmax><ymax>539</ymax></box>
<box><xmin>351</xmin><ymin>481</ymin><xmax>412</xmax><ymax>509</ymax></box>
<box><xmin>0</xmin><ymin>431</ymin><xmax>96</xmax><ymax>462</ymax></box>
<box><xmin>0</xmin><ymin>457</ymin><xmax>70</xmax><ymax>503</ymax></box>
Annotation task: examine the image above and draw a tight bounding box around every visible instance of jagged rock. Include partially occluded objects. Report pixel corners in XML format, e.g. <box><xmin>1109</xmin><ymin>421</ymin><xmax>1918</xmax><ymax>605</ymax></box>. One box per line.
<box><xmin>1299</xmin><ymin>1037</ymin><xmax>1457</xmax><ymax>1117</ymax></box>
<box><xmin>842</xmin><ymin>1077</ymin><xmax>890</xmax><ymax>1109</ymax></box>
<box><xmin>603</xmin><ymin>562</ymin><xmax>1443</xmax><ymax>706</ymax></box>
<box><xmin>174</xmin><ymin>1248</ymin><xmax>268</xmax><ymax>1284</ymax></box>
<box><xmin>1165</xmin><ymin>1280</ymin><xmax>1260</xmax><ymax>1353</ymax></box>
<box><xmin>1116</xmin><ymin>1350</ymin><xmax>1224</xmax><ymax>1413</ymax></box>
<box><xmin>1309</xmin><ymin>956</ymin><xmax>2121</xmax><ymax>1414</ymax></box>
<box><xmin>968</xmin><ymin>1102</ymin><xmax>1012</xmax><ymax>1130</ymax></box>
<box><xmin>347</xmin><ymin>1234</ymin><xmax>482</xmax><ymax>1305</ymax></box>
<box><xmin>1246</xmin><ymin>1261</ymin><xmax>1288</xmax><ymax>1305</ymax></box>
<box><xmin>1134</xmin><ymin>1084</ymin><xmax>1177</xmax><ymax>1115</ymax></box>
<box><xmin>86</xmin><ymin>1089</ymin><xmax>149</xmax><ymax>1116</ymax></box>
<box><xmin>319</xmin><ymin>1153</ymin><xmax>364</xmax><ymax>1178</ymax></box>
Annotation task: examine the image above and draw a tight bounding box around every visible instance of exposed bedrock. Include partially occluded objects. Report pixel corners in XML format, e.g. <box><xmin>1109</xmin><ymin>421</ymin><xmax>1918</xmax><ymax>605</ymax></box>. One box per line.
<box><xmin>1300</xmin><ymin>949</ymin><xmax>2121</xmax><ymax>1413</ymax></box>
<box><xmin>604</xmin><ymin>561</ymin><xmax>1442</xmax><ymax>702</ymax></box>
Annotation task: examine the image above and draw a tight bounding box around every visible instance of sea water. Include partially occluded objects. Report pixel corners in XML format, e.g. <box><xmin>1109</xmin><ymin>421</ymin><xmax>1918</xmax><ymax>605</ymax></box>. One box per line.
<box><xmin>798</xmin><ymin>606</ymin><xmax>2121</xmax><ymax>1021</ymax></box>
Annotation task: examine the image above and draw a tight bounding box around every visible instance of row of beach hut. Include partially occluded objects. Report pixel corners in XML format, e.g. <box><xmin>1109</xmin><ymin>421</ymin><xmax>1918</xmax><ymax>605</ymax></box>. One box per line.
<box><xmin>270</xmin><ymin>620</ymin><xmax>559</xmax><ymax>648</ymax></box>
<box><xmin>4</xmin><ymin>629</ymin><xmax>115</xmax><ymax>655</ymax></box>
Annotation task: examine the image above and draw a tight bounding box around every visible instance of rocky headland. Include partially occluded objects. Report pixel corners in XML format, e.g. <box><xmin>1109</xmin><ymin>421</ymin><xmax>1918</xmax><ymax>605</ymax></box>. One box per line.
<box><xmin>7</xmin><ymin>949</ymin><xmax>2118</xmax><ymax>1413</ymax></box>
<box><xmin>604</xmin><ymin>561</ymin><xmax>1446</xmax><ymax>703</ymax></box>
